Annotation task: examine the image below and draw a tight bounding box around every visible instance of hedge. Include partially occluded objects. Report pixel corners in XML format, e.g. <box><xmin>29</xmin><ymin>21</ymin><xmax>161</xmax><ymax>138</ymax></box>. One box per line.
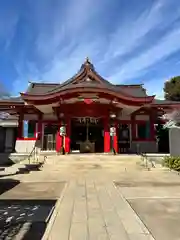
<box><xmin>163</xmin><ymin>156</ymin><xmax>180</xmax><ymax>171</ymax></box>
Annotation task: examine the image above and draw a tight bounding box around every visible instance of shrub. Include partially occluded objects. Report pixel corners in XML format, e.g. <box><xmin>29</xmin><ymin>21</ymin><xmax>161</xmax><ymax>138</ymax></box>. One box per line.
<box><xmin>163</xmin><ymin>156</ymin><xmax>180</xmax><ymax>171</ymax></box>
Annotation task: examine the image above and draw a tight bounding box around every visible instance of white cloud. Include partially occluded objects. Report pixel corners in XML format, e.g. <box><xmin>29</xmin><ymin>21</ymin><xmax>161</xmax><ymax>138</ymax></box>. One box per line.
<box><xmin>109</xmin><ymin>26</ymin><xmax>180</xmax><ymax>83</ymax></box>
<box><xmin>64</xmin><ymin>0</ymin><xmax>99</xmax><ymax>33</ymax></box>
<box><xmin>103</xmin><ymin>0</ymin><xmax>164</xmax><ymax>61</ymax></box>
<box><xmin>103</xmin><ymin>0</ymin><xmax>180</xmax><ymax>63</ymax></box>
<box><xmin>30</xmin><ymin>0</ymin><xmax>103</xmax><ymax>60</ymax></box>
<box><xmin>0</xmin><ymin>8</ymin><xmax>19</xmax><ymax>48</ymax></box>
<box><xmin>40</xmin><ymin>39</ymin><xmax>102</xmax><ymax>82</ymax></box>
<box><xmin>144</xmin><ymin>78</ymin><xmax>165</xmax><ymax>99</ymax></box>
<box><xmin>9</xmin><ymin>0</ymin><xmax>180</xmax><ymax>99</ymax></box>
<box><xmin>144</xmin><ymin>69</ymin><xmax>180</xmax><ymax>99</ymax></box>
<box><xmin>12</xmin><ymin>0</ymin><xmax>105</xmax><ymax>93</ymax></box>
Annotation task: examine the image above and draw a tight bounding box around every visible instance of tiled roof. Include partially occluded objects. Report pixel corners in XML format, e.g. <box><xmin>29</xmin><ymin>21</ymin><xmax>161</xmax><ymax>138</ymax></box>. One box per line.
<box><xmin>26</xmin><ymin>83</ymin><xmax>60</xmax><ymax>95</ymax></box>
<box><xmin>21</xmin><ymin>60</ymin><xmax>155</xmax><ymax>100</ymax></box>
<box><xmin>25</xmin><ymin>82</ymin><xmax>148</xmax><ymax>98</ymax></box>
<box><xmin>115</xmin><ymin>85</ymin><xmax>147</xmax><ymax>97</ymax></box>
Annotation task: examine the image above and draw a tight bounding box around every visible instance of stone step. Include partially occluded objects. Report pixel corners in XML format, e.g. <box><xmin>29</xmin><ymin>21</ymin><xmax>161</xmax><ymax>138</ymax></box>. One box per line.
<box><xmin>45</xmin><ymin>156</ymin><xmax>141</xmax><ymax>161</ymax></box>
<box><xmin>1</xmin><ymin>159</ymin><xmax>45</xmax><ymax>176</ymax></box>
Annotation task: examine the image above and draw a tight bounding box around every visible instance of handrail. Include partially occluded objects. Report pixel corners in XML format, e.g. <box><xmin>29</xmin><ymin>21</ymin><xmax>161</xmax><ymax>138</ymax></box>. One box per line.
<box><xmin>11</xmin><ymin>144</ymin><xmax>38</xmax><ymax>165</ymax></box>
<box><xmin>28</xmin><ymin>145</ymin><xmax>36</xmax><ymax>164</ymax></box>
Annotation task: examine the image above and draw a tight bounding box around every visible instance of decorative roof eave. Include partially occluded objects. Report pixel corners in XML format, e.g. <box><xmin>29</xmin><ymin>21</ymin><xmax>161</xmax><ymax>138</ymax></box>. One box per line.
<box><xmin>0</xmin><ymin>105</ymin><xmax>43</xmax><ymax>115</ymax></box>
<box><xmin>0</xmin><ymin>101</ymin><xmax>24</xmax><ymax>106</ymax></box>
<box><xmin>0</xmin><ymin>96</ymin><xmax>24</xmax><ymax>106</ymax></box>
<box><xmin>20</xmin><ymin>86</ymin><xmax>155</xmax><ymax>104</ymax></box>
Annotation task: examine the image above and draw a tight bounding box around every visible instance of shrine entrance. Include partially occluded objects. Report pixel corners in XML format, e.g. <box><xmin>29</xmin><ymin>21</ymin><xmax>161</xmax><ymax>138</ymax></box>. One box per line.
<box><xmin>70</xmin><ymin>117</ymin><xmax>104</xmax><ymax>153</ymax></box>
<box><xmin>117</xmin><ymin>124</ymin><xmax>131</xmax><ymax>153</ymax></box>
<box><xmin>43</xmin><ymin>124</ymin><xmax>58</xmax><ymax>151</ymax></box>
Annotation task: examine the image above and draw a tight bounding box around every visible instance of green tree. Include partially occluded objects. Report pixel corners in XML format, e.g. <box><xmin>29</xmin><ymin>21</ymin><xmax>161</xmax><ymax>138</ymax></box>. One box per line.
<box><xmin>164</xmin><ymin>76</ymin><xmax>180</xmax><ymax>101</ymax></box>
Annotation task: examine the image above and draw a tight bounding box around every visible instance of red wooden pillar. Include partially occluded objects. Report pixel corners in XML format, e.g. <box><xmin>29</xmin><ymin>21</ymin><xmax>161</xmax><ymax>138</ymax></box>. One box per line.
<box><xmin>56</xmin><ymin>122</ymin><xmax>62</xmax><ymax>152</ymax></box>
<box><xmin>104</xmin><ymin>117</ymin><xmax>110</xmax><ymax>152</ymax></box>
<box><xmin>113</xmin><ymin>121</ymin><xmax>118</xmax><ymax>153</ymax></box>
<box><xmin>18</xmin><ymin>112</ymin><xmax>23</xmax><ymax>138</ymax></box>
<box><xmin>65</xmin><ymin>117</ymin><xmax>71</xmax><ymax>153</ymax></box>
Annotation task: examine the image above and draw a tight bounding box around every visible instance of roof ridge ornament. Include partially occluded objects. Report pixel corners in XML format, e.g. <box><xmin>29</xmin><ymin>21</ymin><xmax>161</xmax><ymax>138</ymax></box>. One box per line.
<box><xmin>83</xmin><ymin>57</ymin><xmax>95</xmax><ymax>71</ymax></box>
<box><xmin>85</xmin><ymin>57</ymin><xmax>90</xmax><ymax>64</ymax></box>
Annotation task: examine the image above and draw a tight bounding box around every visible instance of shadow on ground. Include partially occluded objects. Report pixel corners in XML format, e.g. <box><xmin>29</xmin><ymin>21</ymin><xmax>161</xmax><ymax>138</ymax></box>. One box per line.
<box><xmin>0</xmin><ymin>200</ymin><xmax>56</xmax><ymax>240</ymax></box>
<box><xmin>0</xmin><ymin>180</ymin><xmax>66</xmax><ymax>239</ymax></box>
<box><xmin>0</xmin><ymin>179</ymin><xmax>20</xmax><ymax>195</ymax></box>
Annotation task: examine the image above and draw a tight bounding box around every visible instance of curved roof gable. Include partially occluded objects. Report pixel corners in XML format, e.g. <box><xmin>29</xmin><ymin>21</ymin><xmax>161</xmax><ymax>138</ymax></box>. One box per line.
<box><xmin>21</xmin><ymin>58</ymin><xmax>155</xmax><ymax>104</ymax></box>
<box><xmin>48</xmin><ymin>57</ymin><xmax>112</xmax><ymax>92</ymax></box>
<box><xmin>25</xmin><ymin>58</ymin><xmax>112</xmax><ymax>96</ymax></box>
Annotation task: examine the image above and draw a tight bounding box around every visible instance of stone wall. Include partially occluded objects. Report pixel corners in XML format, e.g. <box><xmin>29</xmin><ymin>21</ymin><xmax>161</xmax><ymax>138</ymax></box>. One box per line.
<box><xmin>169</xmin><ymin>127</ymin><xmax>180</xmax><ymax>156</ymax></box>
<box><xmin>15</xmin><ymin>140</ymin><xmax>36</xmax><ymax>153</ymax></box>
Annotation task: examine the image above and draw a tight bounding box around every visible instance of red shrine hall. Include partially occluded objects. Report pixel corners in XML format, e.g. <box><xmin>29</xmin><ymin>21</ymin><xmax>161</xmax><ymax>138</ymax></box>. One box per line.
<box><xmin>0</xmin><ymin>58</ymin><xmax>179</xmax><ymax>154</ymax></box>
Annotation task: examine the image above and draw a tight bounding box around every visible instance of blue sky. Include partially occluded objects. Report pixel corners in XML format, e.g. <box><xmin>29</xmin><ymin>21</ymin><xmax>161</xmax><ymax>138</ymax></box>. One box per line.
<box><xmin>0</xmin><ymin>0</ymin><xmax>180</xmax><ymax>98</ymax></box>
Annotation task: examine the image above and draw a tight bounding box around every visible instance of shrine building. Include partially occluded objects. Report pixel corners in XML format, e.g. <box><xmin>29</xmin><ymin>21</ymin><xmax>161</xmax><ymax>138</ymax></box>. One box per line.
<box><xmin>0</xmin><ymin>58</ymin><xmax>179</xmax><ymax>154</ymax></box>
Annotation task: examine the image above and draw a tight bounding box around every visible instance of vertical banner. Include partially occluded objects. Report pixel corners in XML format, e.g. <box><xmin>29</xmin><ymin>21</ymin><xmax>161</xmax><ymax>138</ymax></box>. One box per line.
<box><xmin>23</xmin><ymin>120</ymin><xmax>28</xmax><ymax>138</ymax></box>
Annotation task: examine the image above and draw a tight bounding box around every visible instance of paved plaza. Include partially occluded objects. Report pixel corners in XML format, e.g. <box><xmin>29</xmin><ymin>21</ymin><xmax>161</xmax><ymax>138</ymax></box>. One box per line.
<box><xmin>1</xmin><ymin>154</ymin><xmax>180</xmax><ymax>239</ymax></box>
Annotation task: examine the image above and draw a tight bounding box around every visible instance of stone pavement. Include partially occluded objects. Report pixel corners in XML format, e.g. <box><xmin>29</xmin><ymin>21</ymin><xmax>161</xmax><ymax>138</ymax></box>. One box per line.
<box><xmin>37</xmin><ymin>155</ymin><xmax>154</xmax><ymax>240</ymax></box>
<box><xmin>46</xmin><ymin>179</ymin><xmax>154</xmax><ymax>240</ymax></box>
<box><xmin>114</xmin><ymin>170</ymin><xmax>180</xmax><ymax>240</ymax></box>
<box><xmin>2</xmin><ymin>154</ymin><xmax>180</xmax><ymax>239</ymax></box>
